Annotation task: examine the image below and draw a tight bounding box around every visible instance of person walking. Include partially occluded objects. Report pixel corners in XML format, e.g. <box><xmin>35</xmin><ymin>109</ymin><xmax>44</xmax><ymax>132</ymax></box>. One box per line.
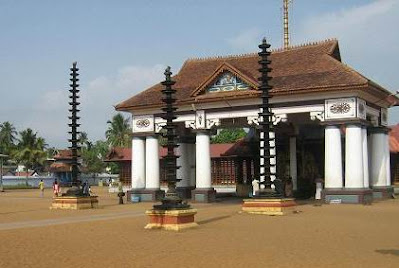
<box><xmin>52</xmin><ymin>179</ymin><xmax>60</xmax><ymax>197</ymax></box>
<box><xmin>38</xmin><ymin>179</ymin><xmax>44</xmax><ymax>197</ymax></box>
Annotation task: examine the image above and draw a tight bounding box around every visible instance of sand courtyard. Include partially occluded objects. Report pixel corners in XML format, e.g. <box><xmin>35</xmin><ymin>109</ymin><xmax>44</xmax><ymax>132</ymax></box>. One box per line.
<box><xmin>0</xmin><ymin>187</ymin><xmax>398</xmax><ymax>268</ymax></box>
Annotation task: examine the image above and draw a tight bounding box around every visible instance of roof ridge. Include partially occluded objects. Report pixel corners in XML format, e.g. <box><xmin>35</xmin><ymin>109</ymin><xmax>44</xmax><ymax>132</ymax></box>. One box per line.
<box><xmin>185</xmin><ymin>38</ymin><xmax>338</xmax><ymax>62</ymax></box>
<box><xmin>186</xmin><ymin>52</ymin><xmax>258</xmax><ymax>62</ymax></box>
<box><xmin>271</xmin><ymin>38</ymin><xmax>338</xmax><ymax>53</ymax></box>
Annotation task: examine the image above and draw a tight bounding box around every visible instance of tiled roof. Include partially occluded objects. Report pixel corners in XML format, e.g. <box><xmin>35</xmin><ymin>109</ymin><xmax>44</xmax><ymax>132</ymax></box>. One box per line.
<box><xmin>116</xmin><ymin>39</ymin><xmax>393</xmax><ymax>111</ymax></box>
<box><xmin>390</xmin><ymin>124</ymin><xmax>399</xmax><ymax>153</ymax></box>
<box><xmin>105</xmin><ymin>144</ymin><xmax>236</xmax><ymax>162</ymax></box>
<box><xmin>54</xmin><ymin>150</ymin><xmax>72</xmax><ymax>160</ymax></box>
<box><xmin>105</xmin><ymin>147</ymin><xmax>132</xmax><ymax>162</ymax></box>
<box><xmin>49</xmin><ymin>162</ymin><xmax>71</xmax><ymax>172</ymax></box>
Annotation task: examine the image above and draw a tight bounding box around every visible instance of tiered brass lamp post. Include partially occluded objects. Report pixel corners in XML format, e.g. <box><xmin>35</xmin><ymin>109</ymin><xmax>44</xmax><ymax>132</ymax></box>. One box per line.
<box><xmin>145</xmin><ymin>67</ymin><xmax>197</xmax><ymax>230</ymax></box>
<box><xmin>242</xmin><ymin>38</ymin><xmax>296</xmax><ymax>215</ymax></box>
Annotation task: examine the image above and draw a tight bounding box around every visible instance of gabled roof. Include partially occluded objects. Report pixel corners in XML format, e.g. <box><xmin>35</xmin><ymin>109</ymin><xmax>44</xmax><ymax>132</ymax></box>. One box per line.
<box><xmin>115</xmin><ymin>39</ymin><xmax>393</xmax><ymax>111</ymax></box>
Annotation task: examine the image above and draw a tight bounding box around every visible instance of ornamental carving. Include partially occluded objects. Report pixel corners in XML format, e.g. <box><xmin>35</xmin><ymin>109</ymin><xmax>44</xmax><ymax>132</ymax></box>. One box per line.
<box><xmin>330</xmin><ymin>102</ymin><xmax>351</xmax><ymax>114</ymax></box>
<box><xmin>136</xmin><ymin>119</ymin><xmax>150</xmax><ymax>128</ymax></box>
<box><xmin>132</xmin><ymin>115</ymin><xmax>154</xmax><ymax>133</ymax></box>
<box><xmin>208</xmin><ymin>71</ymin><xmax>250</xmax><ymax>93</ymax></box>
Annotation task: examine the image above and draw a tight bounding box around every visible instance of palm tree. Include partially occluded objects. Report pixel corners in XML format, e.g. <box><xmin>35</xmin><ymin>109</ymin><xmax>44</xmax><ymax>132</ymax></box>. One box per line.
<box><xmin>78</xmin><ymin>131</ymin><xmax>88</xmax><ymax>148</ymax></box>
<box><xmin>105</xmin><ymin>113</ymin><xmax>131</xmax><ymax>147</ymax></box>
<box><xmin>0</xmin><ymin>121</ymin><xmax>17</xmax><ymax>154</ymax></box>
<box><xmin>13</xmin><ymin>129</ymin><xmax>47</xmax><ymax>180</ymax></box>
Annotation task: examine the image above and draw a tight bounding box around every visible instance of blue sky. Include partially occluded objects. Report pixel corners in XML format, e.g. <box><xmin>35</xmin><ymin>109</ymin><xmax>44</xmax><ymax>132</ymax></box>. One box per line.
<box><xmin>0</xmin><ymin>0</ymin><xmax>398</xmax><ymax>148</ymax></box>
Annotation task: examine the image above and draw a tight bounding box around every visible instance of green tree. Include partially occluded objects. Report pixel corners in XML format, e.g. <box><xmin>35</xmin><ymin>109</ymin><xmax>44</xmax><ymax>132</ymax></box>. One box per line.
<box><xmin>0</xmin><ymin>121</ymin><xmax>17</xmax><ymax>154</ymax></box>
<box><xmin>12</xmin><ymin>128</ymin><xmax>47</xmax><ymax>175</ymax></box>
<box><xmin>81</xmin><ymin>140</ymin><xmax>108</xmax><ymax>174</ymax></box>
<box><xmin>211</xmin><ymin>128</ymin><xmax>247</xmax><ymax>144</ymax></box>
<box><xmin>105</xmin><ymin>113</ymin><xmax>131</xmax><ymax>147</ymax></box>
<box><xmin>78</xmin><ymin>131</ymin><xmax>89</xmax><ymax>148</ymax></box>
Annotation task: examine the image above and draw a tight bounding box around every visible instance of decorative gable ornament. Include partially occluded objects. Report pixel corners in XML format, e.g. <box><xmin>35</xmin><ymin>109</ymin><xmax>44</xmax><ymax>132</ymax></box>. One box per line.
<box><xmin>191</xmin><ymin>62</ymin><xmax>258</xmax><ymax>97</ymax></box>
<box><xmin>208</xmin><ymin>72</ymin><xmax>250</xmax><ymax>93</ymax></box>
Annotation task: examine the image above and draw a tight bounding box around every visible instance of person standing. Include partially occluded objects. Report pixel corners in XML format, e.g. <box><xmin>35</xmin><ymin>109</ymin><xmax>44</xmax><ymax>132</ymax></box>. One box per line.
<box><xmin>52</xmin><ymin>179</ymin><xmax>60</xmax><ymax>197</ymax></box>
<box><xmin>38</xmin><ymin>179</ymin><xmax>44</xmax><ymax>197</ymax></box>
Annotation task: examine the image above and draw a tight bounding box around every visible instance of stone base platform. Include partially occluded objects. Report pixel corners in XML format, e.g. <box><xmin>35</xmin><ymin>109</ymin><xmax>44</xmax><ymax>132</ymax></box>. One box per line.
<box><xmin>176</xmin><ymin>186</ymin><xmax>195</xmax><ymax>199</ymax></box>
<box><xmin>127</xmin><ymin>189</ymin><xmax>165</xmax><ymax>202</ymax></box>
<box><xmin>50</xmin><ymin>196</ymin><xmax>99</xmax><ymax>210</ymax></box>
<box><xmin>372</xmin><ymin>186</ymin><xmax>394</xmax><ymax>199</ymax></box>
<box><xmin>191</xmin><ymin>188</ymin><xmax>216</xmax><ymax>203</ymax></box>
<box><xmin>145</xmin><ymin>208</ymin><xmax>198</xmax><ymax>231</ymax></box>
<box><xmin>242</xmin><ymin>198</ymin><xmax>296</xmax><ymax>216</ymax></box>
<box><xmin>322</xmin><ymin>188</ymin><xmax>373</xmax><ymax>204</ymax></box>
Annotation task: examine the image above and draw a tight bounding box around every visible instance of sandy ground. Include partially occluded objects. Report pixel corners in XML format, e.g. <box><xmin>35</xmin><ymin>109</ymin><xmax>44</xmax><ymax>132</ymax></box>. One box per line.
<box><xmin>0</xmin><ymin>187</ymin><xmax>398</xmax><ymax>268</ymax></box>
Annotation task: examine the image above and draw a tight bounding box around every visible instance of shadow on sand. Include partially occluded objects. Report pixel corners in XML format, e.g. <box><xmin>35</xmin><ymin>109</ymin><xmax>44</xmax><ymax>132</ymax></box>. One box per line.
<box><xmin>375</xmin><ymin>249</ymin><xmax>399</xmax><ymax>257</ymax></box>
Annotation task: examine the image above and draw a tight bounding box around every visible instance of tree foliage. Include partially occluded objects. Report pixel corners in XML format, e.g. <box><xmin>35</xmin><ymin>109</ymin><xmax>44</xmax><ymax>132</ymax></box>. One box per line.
<box><xmin>211</xmin><ymin>128</ymin><xmax>247</xmax><ymax>144</ymax></box>
<box><xmin>105</xmin><ymin>113</ymin><xmax>131</xmax><ymax>147</ymax></box>
<box><xmin>81</xmin><ymin>140</ymin><xmax>108</xmax><ymax>174</ymax></box>
<box><xmin>0</xmin><ymin>121</ymin><xmax>17</xmax><ymax>155</ymax></box>
<box><xmin>12</xmin><ymin>128</ymin><xmax>47</xmax><ymax>172</ymax></box>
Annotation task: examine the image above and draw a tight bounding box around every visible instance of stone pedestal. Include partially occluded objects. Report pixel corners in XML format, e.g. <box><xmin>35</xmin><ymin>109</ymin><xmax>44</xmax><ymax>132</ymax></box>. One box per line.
<box><xmin>322</xmin><ymin>189</ymin><xmax>373</xmax><ymax>204</ymax></box>
<box><xmin>372</xmin><ymin>186</ymin><xmax>394</xmax><ymax>199</ymax></box>
<box><xmin>242</xmin><ymin>198</ymin><xmax>296</xmax><ymax>216</ymax></box>
<box><xmin>127</xmin><ymin>189</ymin><xmax>165</xmax><ymax>202</ymax></box>
<box><xmin>176</xmin><ymin>186</ymin><xmax>195</xmax><ymax>199</ymax></box>
<box><xmin>191</xmin><ymin>188</ymin><xmax>216</xmax><ymax>203</ymax></box>
<box><xmin>145</xmin><ymin>208</ymin><xmax>198</xmax><ymax>231</ymax></box>
<box><xmin>236</xmin><ymin>184</ymin><xmax>252</xmax><ymax>197</ymax></box>
<box><xmin>50</xmin><ymin>196</ymin><xmax>98</xmax><ymax>210</ymax></box>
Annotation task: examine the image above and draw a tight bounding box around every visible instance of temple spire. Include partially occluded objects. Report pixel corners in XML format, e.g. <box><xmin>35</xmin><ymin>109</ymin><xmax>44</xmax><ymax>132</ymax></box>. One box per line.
<box><xmin>283</xmin><ymin>0</ymin><xmax>291</xmax><ymax>49</ymax></box>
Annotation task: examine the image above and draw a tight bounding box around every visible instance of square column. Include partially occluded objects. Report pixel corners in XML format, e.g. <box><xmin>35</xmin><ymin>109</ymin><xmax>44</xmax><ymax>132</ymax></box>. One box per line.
<box><xmin>369</xmin><ymin>128</ymin><xmax>393</xmax><ymax>198</ymax></box>
<box><xmin>191</xmin><ymin>131</ymin><xmax>216</xmax><ymax>202</ymax></box>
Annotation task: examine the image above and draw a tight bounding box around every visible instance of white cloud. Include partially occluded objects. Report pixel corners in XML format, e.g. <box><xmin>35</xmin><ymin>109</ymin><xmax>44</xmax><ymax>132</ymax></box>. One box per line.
<box><xmin>227</xmin><ymin>28</ymin><xmax>262</xmax><ymax>52</ymax></box>
<box><xmin>23</xmin><ymin>64</ymin><xmax>166</xmax><ymax>147</ymax></box>
<box><xmin>296</xmin><ymin>0</ymin><xmax>399</xmax><ymax>124</ymax></box>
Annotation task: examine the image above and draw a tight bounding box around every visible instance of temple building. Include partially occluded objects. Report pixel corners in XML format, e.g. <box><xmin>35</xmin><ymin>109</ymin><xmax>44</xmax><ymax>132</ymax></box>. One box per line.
<box><xmin>115</xmin><ymin>39</ymin><xmax>398</xmax><ymax>204</ymax></box>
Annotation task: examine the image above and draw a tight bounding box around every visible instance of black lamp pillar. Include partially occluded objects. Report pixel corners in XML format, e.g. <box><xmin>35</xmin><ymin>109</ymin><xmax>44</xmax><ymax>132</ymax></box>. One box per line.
<box><xmin>257</xmin><ymin>38</ymin><xmax>283</xmax><ymax>197</ymax></box>
<box><xmin>66</xmin><ymin>62</ymin><xmax>82</xmax><ymax>195</ymax></box>
<box><xmin>153</xmin><ymin>66</ymin><xmax>190</xmax><ymax>210</ymax></box>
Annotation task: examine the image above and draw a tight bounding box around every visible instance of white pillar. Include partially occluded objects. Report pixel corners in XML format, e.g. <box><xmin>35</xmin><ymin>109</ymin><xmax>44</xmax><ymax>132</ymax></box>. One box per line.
<box><xmin>145</xmin><ymin>135</ymin><xmax>160</xmax><ymax>189</ymax></box>
<box><xmin>131</xmin><ymin>136</ymin><xmax>145</xmax><ymax>189</ymax></box>
<box><xmin>345</xmin><ymin>125</ymin><xmax>364</xmax><ymax>188</ymax></box>
<box><xmin>324</xmin><ymin>125</ymin><xmax>343</xmax><ymax>188</ymax></box>
<box><xmin>289</xmin><ymin>136</ymin><xmax>298</xmax><ymax>190</ymax></box>
<box><xmin>370</xmin><ymin>130</ymin><xmax>389</xmax><ymax>187</ymax></box>
<box><xmin>176</xmin><ymin>143</ymin><xmax>191</xmax><ymax>188</ymax></box>
<box><xmin>196</xmin><ymin>132</ymin><xmax>212</xmax><ymax>189</ymax></box>
<box><xmin>385</xmin><ymin>133</ymin><xmax>391</xmax><ymax>186</ymax></box>
<box><xmin>362</xmin><ymin>128</ymin><xmax>369</xmax><ymax>188</ymax></box>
